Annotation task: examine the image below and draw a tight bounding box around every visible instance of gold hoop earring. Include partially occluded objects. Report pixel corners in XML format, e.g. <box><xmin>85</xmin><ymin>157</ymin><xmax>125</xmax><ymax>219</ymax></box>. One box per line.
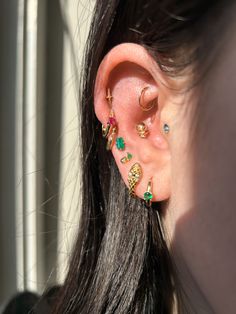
<box><xmin>143</xmin><ymin>178</ymin><xmax>153</xmax><ymax>207</ymax></box>
<box><xmin>136</xmin><ymin>122</ymin><xmax>149</xmax><ymax>138</ymax></box>
<box><xmin>128</xmin><ymin>163</ymin><xmax>142</xmax><ymax>197</ymax></box>
<box><xmin>139</xmin><ymin>87</ymin><xmax>156</xmax><ymax>112</ymax></box>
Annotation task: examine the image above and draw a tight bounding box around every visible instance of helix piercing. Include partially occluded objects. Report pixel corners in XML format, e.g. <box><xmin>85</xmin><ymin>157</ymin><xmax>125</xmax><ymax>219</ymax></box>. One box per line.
<box><xmin>102</xmin><ymin>88</ymin><xmax>118</xmax><ymax>150</ymax></box>
<box><xmin>139</xmin><ymin>87</ymin><xmax>157</xmax><ymax>112</ymax></box>
<box><xmin>128</xmin><ymin>163</ymin><xmax>142</xmax><ymax>197</ymax></box>
<box><xmin>136</xmin><ymin>122</ymin><xmax>149</xmax><ymax>138</ymax></box>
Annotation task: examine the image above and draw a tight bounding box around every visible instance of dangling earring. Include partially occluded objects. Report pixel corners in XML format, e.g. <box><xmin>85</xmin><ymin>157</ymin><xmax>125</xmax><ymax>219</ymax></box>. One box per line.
<box><xmin>139</xmin><ymin>87</ymin><xmax>157</xmax><ymax>112</ymax></box>
<box><xmin>102</xmin><ymin>88</ymin><xmax>118</xmax><ymax>150</ymax></box>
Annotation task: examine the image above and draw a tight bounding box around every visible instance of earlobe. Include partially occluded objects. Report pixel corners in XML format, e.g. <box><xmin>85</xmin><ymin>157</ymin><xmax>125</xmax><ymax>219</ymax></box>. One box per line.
<box><xmin>94</xmin><ymin>43</ymin><xmax>172</xmax><ymax>203</ymax></box>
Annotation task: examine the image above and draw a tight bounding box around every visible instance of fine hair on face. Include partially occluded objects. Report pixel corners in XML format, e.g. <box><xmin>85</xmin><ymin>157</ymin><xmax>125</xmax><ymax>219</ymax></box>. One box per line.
<box><xmin>50</xmin><ymin>0</ymin><xmax>234</xmax><ymax>313</ymax></box>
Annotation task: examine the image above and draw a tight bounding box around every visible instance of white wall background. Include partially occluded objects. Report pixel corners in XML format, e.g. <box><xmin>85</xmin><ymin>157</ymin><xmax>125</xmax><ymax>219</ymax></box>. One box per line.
<box><xmin>0</xmin><ymin>0</ymin><xmax>94</xmax><ymax>307</ymax></box>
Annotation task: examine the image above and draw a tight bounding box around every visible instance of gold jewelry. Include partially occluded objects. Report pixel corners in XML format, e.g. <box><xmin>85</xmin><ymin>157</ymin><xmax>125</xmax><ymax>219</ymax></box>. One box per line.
<box><xmin>120</xmin><ymin>152</ymin><xmax>133</xmax><ymax>164</ymax></box>
<box><xmin>143</xmin><ymin>178</ymin><xmax>153</xmax><ymax>207</ymax></box>
<box><xmin>106</xmin><ymin>88</ymin><xmax>113</xmax><ymax>105</ymax></box>
<box><xmin>139</xmin><ymin>87</ymin><xmax>156</xmax><ymax>112</ymax></box>
<box><xmin>106</xmin><ymin>126</ymin><xmax>117</xmax><ymax>150</ymax></box>
<box><xmin>102</xmin><ymin>88</ymin><xmax>118</xmax><ymax>149</ymax></box>
<box><xmin>128</xmin><ymin>163</ymin><xmax>142</xmax><ymax>197</ymax></box>
<box><xmin>102</xmin><ymin>109</ymin><xmax>116</xmax><ymax>138</ymax></box>
<box><xmin>136</xmin><ymin>122</ymin><xmax>149</xmax><ymax>138</ymax></box>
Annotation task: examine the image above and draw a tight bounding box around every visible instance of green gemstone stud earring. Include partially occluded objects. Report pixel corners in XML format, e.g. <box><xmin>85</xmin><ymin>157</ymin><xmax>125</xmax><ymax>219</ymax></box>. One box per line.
<box><xmin>120</xmin><ymin>152</ymin><xmax>133</xmax><ymax>164</ymax></box>
<box><xmin>116</xmin><ymin>137</ymin><xmax>125</xmax><ymax>150</ymax></box>
<box><xmin>144</xmin><ymin>178</ymin><xmax>153</xmax><ymax>207</ymax></box>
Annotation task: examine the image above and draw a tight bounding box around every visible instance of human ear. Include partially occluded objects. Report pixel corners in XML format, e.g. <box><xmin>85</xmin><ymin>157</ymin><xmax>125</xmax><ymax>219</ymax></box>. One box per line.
<box><xmin>94</xmin><ymin>43</ymin><xmax>172</xmax><ymax>202</ymax></box>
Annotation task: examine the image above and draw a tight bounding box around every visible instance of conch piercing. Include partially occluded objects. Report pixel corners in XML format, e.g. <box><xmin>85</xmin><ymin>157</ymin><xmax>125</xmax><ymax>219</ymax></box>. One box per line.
<box><xmin>143</xmin><ymin>178</ymin><xmax>153</xmax><ymax>207</ymax></box>
<box><xmin>136</xmin><ymin>122</ymin><xmax>149</xmax><ymax>138</ymax></box>
<box><xmin>120</xmin><ymin>152</ymin><xmax>133</xmax><ymax>164</ymax></box>
<box><xmin>128</xmin><ymin>163</ymin><xmax>142</xmax><ymax>197</ymax></box>
<box><xmin>139</xmin><ymin>86</ymin><xmax>156</xmax><ymax>112</ymax></box>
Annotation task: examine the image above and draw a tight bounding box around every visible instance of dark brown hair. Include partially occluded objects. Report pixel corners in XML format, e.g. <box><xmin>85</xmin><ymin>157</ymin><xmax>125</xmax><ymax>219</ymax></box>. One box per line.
<box><xmin>51</xmin><ymin>0</ymin><xmax>228</xmax><ymax>313</ymax></box>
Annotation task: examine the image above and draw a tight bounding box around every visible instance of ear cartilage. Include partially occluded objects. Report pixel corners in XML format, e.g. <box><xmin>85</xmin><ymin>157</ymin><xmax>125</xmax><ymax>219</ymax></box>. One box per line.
<box><xmin>163</xmin><ymin>123</ymin><xmax>170</xmax><ymax>134</ymax></box>
<box><xmin>144</xmin><ymin>178</ymin><xmax>153</xmax><ymax>207</ymax></box>
<box><xmin>139</xmin><ymin>86</ymin><xmax>156</xmax><ymax>111</ymax></box>
<box><xmin>128</xmin><ymin>163</ymin><xmax>142</xmax><ymax>197</ymax></box>
<box><xmin>136</xmin><ymin>122</ymin><xmax>149</xmax><ymax>138</ymax></box>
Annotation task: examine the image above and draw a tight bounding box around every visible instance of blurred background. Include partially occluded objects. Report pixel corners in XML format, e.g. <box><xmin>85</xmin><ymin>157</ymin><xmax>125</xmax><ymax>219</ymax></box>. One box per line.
<box><xmin>0</xmin><ymin>0</ymin><xmax>94</xmax><ymax>309</ymax></box>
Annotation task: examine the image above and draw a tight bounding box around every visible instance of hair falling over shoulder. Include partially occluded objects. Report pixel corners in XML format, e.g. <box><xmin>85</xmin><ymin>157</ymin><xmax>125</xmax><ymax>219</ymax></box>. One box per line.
<box><xmin>51</xmin><ymin>0</ymin><xmax>226</xmax><ymax>313</ymax></box>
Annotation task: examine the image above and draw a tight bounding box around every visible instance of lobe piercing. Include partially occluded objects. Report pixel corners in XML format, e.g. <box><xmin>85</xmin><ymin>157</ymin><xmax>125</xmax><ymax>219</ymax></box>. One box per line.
<box><xmin>143</xmin><ymin>178</ymin><xmax>153</xmax><ymax>207</ymax></box>
<box><xmin>128</xmin><ymin>163</ymin><xmax>142</xmax><ymax>197</ymax></box>
<box><xmin>136</xmin><ymin>122</ymin><xmax>149</xmax><ymax>138</ymax></box>
<box><xmin>139</xmin><ymin>87</ymin><xmax>157</xmax><ymax>112</ymax></box>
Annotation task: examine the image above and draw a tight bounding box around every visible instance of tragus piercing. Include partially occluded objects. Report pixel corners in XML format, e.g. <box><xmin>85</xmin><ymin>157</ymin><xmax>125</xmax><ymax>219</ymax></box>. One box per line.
<box><xmin>128</xmin><ymin>163</ymin><xmax>142</xmax><ymax>197</ymax></box>
<box><xmin>139</xmin><ymin>86</ymin><xmax>157</xmax><ymax>112</ymax></box>
<box><xmin>136</xmin><ymin>122</ymin><xmax>149</xmax><ymax>138</ymax></box>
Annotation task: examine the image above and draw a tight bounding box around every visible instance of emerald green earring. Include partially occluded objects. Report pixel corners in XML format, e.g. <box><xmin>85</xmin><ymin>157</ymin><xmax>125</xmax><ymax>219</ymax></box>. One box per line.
<box><xmin>143</xmin><ymin>178</ymin><xmax>153</xmax><ymax>207</ymax></box>
<box><xmin>116</xmin><ymin>137</ymin><xmax>125</xmax><ymax>150</ymax></box>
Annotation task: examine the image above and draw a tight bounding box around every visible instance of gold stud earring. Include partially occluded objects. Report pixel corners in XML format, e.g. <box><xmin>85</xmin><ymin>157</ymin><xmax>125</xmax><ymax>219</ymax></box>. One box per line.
<box><xmin>139</xmin><ymin>86</ymin><xmax>157</xmax><ymax>112</ymax></box>
<box><xmin>136</xmin><ymin>122</ymin><xmax>149</xmax><ymax>138</ymax></box>
<box><xmin>128</xmin><ymin>163</ymin><xmax>142</xmax><ymax>197</ymax></box>
<box><xmin>143</xmin><ymin>178</ymin><xmax>153</xmax><ymax>207</ymax></box>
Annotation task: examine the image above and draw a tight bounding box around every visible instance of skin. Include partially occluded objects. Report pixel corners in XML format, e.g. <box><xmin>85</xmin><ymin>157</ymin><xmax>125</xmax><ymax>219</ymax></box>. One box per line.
<box><xmin>94</xmin><ymin>15</ymin><xmax>236</xmax><ymax>313</ymax></box>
